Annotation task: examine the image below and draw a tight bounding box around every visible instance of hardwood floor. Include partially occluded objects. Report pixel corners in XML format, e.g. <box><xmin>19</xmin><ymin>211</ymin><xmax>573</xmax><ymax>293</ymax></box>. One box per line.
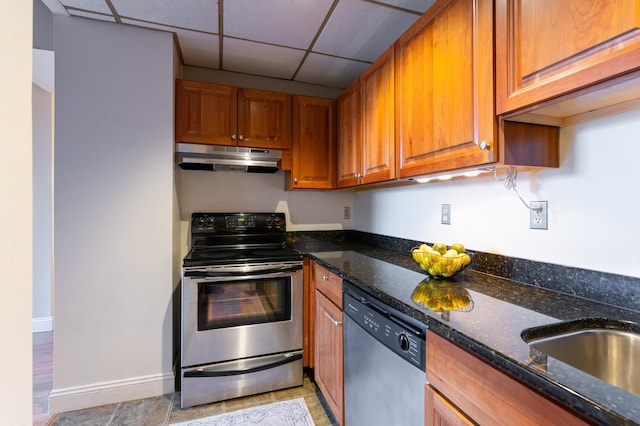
<box><xmin>32</xmin><ymin>331</ymin><xmax>337</xmax><ymax>425</ymax></box>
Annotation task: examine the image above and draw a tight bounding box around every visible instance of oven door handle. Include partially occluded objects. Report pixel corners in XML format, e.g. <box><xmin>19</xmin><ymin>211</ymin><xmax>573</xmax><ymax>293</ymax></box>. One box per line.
<box><xmin>183</xmin><ymin>353</ymin><xmax>303</xmax><ymax>378</ymax></box>
<box><xmin>184</xmin><ymin>265</ymin><xmax>302</xmax><ymax>278</ymax></box>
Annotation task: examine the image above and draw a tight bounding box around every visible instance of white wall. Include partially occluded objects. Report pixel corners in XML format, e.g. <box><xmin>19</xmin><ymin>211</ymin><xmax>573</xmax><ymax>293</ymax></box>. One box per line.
<box><xmin>355</xmin><ymin>108</ymin><xmax>640</xmax><ymax>279</ymax></box>
<box><xmin>32</xmin><ymin>83</ymin><xmax>53</xmax><ymax>331</ymax></box>
<box><xmin>177</xmin><ymin>170</ymin><xmax>354</xmax><ymax>255</ymax></box>
<box><xmin>51</xmin><ymin>16</ymin><xmax>176</xmax><ymax>412</ymax></box>
<box><xmin>0</xmin><ymin>2</ymin><xmax>33</xmax><ymax>425</ymax></box>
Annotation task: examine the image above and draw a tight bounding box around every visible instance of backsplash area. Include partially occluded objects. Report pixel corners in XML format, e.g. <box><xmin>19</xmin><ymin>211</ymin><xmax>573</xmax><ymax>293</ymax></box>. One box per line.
<box><xmin>295</xmin><ymin>230</ymin><xmax>640</xmax><ymax>313</ymax></box>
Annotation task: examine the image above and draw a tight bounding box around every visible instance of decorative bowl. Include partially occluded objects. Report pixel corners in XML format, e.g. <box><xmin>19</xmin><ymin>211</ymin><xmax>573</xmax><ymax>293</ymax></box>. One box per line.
<box><xmin>411</xmin><ymin>280</ymin><xmax>474</xmax><ymax>312</ymax></box>
<box><xmin>411</xmin><ymin>245</ymin><xmax>472</xmax><ymax>279</ymax></box>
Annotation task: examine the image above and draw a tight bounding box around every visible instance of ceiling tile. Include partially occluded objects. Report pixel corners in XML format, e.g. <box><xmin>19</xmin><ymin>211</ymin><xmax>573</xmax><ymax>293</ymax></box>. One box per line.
<box><xmin>314</xmin><ymin>0</ymin><xmax>420</xmax><ymax>62</ymax></box>
<box><xmin>376</xmin><ymin>0</ymin><xmax>436</xmax><ymax>14</ymax></box>
<box><xmin>295</xmin><ymin>53</ymin><xmax>369</xmax><ymax>88</ymax></box>
<box><xmin>68</xmin><ymin>10</ymin><xmax>116</xmax><ymax>22</ymax></box>
<box><xmin>223</xmin><ymin>0</ymin><xmax>334</xmax><ymax>49</ymax></box>
<box><xmin>223</xmin><ymin>38</ymin><xmax>305</xmax><ymax>79</ymax></box>
<box><xmin>59</xmin><ymin>0</ymin><xmax>112</xmax><ymax>14</ymax></box>
<box><xmin>111</xmin><ymin>0</ymin><xmax>218</xmax><ymax>33</ymax></box>
<box><xmin>122</xmin><ymin>18</ymin><xmax>220</xmax><ymax>69</ymax></box>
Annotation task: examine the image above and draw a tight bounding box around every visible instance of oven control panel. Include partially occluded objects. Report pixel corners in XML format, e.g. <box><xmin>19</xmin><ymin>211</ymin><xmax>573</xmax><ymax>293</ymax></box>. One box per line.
<box><xmin>191</xmin><ymin>212</ymin><xmax>286</xmax><ymax>233</ymax></box>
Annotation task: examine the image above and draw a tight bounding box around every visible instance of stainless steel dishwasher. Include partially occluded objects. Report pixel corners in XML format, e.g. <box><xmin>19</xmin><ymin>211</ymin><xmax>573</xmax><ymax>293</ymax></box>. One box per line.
<box><xmin>343</xmin><ymin>280</ymin><xmax>427</xmax><ymax>426</ymax></box>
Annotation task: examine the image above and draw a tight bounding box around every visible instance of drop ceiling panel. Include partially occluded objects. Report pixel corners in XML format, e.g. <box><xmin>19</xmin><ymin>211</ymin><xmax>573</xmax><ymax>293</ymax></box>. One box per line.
<box><xmin>122</xmin><ymin>18</ymin><xmax>220</xmax><ymax>69</ymax></box>
<box><xmin>111</xmin><ymin>0</ymin><xmax>218</xmax><ymax>33</ymax></box>
<box><xmin>314</xmin><ymin>0</ymin><xmax>419</xmax><ymax>62</ymax></box>
<box><xmin>59</xmin><ymin>0</ymin><xmax>111</xmax><ymax>14</ymax></box>
<box><xmin>296</xmin><ymin>53</ymin><xmax>369</xmax><ymax>88</ymax></box>
<box><xmin>223</xmin><ymin>38</ymin><xmax>305</xmax><ymax>80</ymax></box>
<box><xmin>224</xmin><ymin>0</ymin><xmax>334</xmax><ymax>49</ymax></box>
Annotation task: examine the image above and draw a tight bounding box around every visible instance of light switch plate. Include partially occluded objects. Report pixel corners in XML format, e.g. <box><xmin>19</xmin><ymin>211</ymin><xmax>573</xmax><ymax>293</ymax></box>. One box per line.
<box><xmin>441</xmin><ymin>204</ymin><xmax>451</xmax><ymax>225</ymax></box>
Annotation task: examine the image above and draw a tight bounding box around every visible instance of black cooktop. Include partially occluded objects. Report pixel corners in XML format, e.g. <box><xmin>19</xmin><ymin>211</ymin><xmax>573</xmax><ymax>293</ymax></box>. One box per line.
<box><xmin>183</xmin><ymin>243</ymin><xmax>302</xmax><ymax>267</ymax></box>
<box><xmin>183</xmin><ymin>212</ymin><xmax>302</xmax><ymax>267</ymax></box>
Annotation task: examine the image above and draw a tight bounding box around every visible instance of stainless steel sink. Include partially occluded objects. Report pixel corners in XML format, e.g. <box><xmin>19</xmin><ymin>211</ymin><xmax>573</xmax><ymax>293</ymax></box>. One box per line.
<box><xmin>521</xmin><ymin>318</ymin><xmax>640</xmax><ymax>396</ymax></box>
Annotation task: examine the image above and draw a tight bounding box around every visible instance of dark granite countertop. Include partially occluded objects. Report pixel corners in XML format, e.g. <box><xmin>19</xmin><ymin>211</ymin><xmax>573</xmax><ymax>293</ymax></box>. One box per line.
<box><xmin>289</xmin><ymin>235</ymin><xmax>640</xmax><ymax>425</ymax></box>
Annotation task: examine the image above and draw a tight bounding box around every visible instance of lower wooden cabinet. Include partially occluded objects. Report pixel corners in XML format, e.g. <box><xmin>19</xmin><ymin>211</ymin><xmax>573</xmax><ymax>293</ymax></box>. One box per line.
<box><xmin>425</xmin><ymin>385</ymin><xmax>473</xmax><ymax>426</ymax></box>
<box><xmin>312</xmin><ymin>261</ymin><xmax>344</xmax><ymax>425</ymax></box>
<box><xmin>426</xmin><ymin>331</ymin><xmax>589</xmax><ymax>426</ymax></box>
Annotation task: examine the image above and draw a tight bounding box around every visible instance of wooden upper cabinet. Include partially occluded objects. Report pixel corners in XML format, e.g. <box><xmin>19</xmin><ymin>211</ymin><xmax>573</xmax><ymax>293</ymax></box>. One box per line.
<box><xmin>336</xmin><ymin>80</ymin><xmax>362</xmax><ymax>188</ymax></box>
<box><xmin>175</xmin><ymin>79</ymin><xmax>292</xmax><ymax>150</ymax></box>
<box><xmin>237</xmin><ymin>88</ymin><xmax>292</xmax><ymax>150</ymax></box>
<box><xmin>175</xmin><ymin>79</ymin><xmax>238</xmax><ymax>146</ymax></box>
<box><xmin>290</xmin><ymin>96</ymin><xmax>336</xmax><ymax>190</ymax></box>
<box><xmin>395</xmin><ymin>0</ymin><xmax>496</xmax><ymax>178</ymax></box>
<box><xmin>337</xmin><ymin>46</ymin><xmax>395</xmax><ymax>188</ymax></box>
<box><xmin>496</xmin><ymin>0</ymin><xmax>640</xmax><ymax>116</ymax></box>
<box><xmin>361</xmin><ymin>46</ymin><xmax>396</xmax><ymax>185</ymax></box>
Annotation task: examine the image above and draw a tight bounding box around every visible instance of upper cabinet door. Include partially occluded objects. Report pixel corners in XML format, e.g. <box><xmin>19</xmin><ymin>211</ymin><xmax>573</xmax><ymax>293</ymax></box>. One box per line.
<box><xmin>291</xmin><ymin>96</ymin><xmax>336</xmax><ymax>190</ymax></box>
<box><xmin>336</xmin><ymin>80</ymin><xmax>361</xmax><ymax>188</ymax></box>
<box><xmin>237</xmin><ymin>88</ymin><xmax>292</xmax><ymax>150</ymax></box>
<box><xmin>496</xmin><ymin>0</ymin><xmax>640</xmax><ymax>116</ymax></box>
<box><xmin>395</xmin><ymin>0</ymin><xmax>495</xmax><ymax>179</ymax></box>
<box><xmin>361</xmin><ymin>45</ymin><xmax>395</xmax><ymax>185</ymax></box>
<box><xmin>175</xmin><ymin>80</ymin><xmax>238</xmax><ymax>145</ymax></box>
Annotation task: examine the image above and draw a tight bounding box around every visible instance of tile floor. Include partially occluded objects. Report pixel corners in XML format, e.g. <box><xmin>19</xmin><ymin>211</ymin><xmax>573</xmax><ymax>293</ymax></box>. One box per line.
<box><xmin>33</xmin><ymin>331</ymin><xmax>337</xmax><ymax>426</ymax></box>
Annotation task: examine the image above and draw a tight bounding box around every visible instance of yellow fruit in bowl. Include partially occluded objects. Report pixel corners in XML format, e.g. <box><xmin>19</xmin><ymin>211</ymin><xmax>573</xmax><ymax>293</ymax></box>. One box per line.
<box><xmin>443</xmin><ymin>249</ymin><xmax>458</xmax><ymax>257</ymax></box>
<box><xmin>450</xmin><ymin>242</ymin><xmax>465</xmax><ymax>254</ymax></box>
<box><xmin>432</xmin><ymin>241</ymin><xmax>447</xmax><ymax>255</ymax></box>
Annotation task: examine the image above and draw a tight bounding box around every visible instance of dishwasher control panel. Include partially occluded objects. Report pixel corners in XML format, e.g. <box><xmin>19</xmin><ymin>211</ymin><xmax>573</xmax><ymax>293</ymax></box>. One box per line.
<box><xmin>343</xmin><ymin>284</ymin><xmax>426</xmax><ymax>371</ymax></box>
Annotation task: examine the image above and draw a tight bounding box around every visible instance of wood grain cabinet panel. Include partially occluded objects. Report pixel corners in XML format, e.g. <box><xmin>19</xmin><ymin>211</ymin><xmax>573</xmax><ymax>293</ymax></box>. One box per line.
<box><xmin>496</xmin><ymin>0</ymin><xmax>640</xmax><ymax>116</ymax></box>
<box><xmin>336</xmin><ymin>80</ymin><xmax>362</xmax><ymax>188</ymax></box>
<box><xmin>237</xmin><ymin>88</ymin><xmax>292</xmax><ymax>150</ymax></box>
<box><xmin>312</xmin><ymin>261</ymin><xmax>343</xmax><ymax>425</ymax></box>
<box><xmin>395</xmin><ymin>0</ymin><xmax>496</xmax><ymax>178</ymax></box>
<box><xmin>175</xmin><ymin>79</ymin><xmax>237</xmax><ymax>146</ymax></box>
<box><xmin>175</xmin><ymin>79</ymin><xmax>292</xmax><ymax>150</ymax></box>
<box><xmin>290</xmin><ymin>96</ymin><xmax>336</xmax><ymax>189</ymax></box>
<box><xmin>426</xmin><ymin>331</ymin><xmax>590</xmax><ymax>426</ymax></box>
<box><xmin>337</xmin><ymin>46</ymin><xmax>396</xmax><ymax>188</ymax></box>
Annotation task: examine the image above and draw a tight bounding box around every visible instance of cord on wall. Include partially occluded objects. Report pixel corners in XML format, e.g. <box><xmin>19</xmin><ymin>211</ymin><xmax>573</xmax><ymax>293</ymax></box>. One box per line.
<box><xmin>493</xmin><ymin>167</ymin><xmax>543</xmax><ymax>213</ymax></box>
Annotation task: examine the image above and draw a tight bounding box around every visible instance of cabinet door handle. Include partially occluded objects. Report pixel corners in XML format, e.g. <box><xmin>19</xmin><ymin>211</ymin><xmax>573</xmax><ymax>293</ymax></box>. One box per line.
<box><xmin>231</xmin><ymin>134</ymin><xmax>237</xmax><ymax>140</ymax></box>
<box><xmin>238</xmin><ymin>134</ymin><xmax>244</xmax><ymax>141</ymax></box>
<box><xmin>322</xmin><ymin>275</ymin><xmax>329</xmax><ymax>281</ymax></box>
<box><xmin>477</xmin><ymin>140</ymin><xmax>490</xmax><ymax>150</ymax></box>
<box><xmin>293</xmin><ymin>178</ymin><xmax>299</xmax><ymax>184</ymax></box>
<box><xmin>333</xmin><ymin>319</ymin><xmax>342</xmax><ymax>327</ymax></box>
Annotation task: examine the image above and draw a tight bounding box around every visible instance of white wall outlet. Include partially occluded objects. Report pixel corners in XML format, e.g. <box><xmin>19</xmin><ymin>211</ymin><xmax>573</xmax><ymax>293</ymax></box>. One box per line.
<box><xmin>441</xmin><ymin>204</ymin><xmax>451</xmax><ymax>225</ymax></box>
<box><xmin>530</xmin><ymin>201</ymin><xmax>548</xmax><ymax>230</ymax></box>
<box><xmin>343</xmin><ymin>206</ymin><xmax>351</xmax><ymax>220</ymax></box>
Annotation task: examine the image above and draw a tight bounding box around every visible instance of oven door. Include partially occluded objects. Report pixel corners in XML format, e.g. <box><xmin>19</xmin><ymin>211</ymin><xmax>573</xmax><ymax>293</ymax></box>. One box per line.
<box><xmin>181</xmin><ymin>262</ymin><xmax>303</xmax><ymax>368</ymax></box>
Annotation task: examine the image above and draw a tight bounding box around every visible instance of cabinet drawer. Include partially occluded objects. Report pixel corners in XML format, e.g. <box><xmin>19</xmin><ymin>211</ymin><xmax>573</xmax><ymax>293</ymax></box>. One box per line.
<box><xmin>426</xmin><ymin>331</ymin><xmax>589</xmax><ymax>425</ymax></box>
<box><xmin>313</xmin><ymin>262</ymin><xmax>342</xmax><ymax>308</ymax></box>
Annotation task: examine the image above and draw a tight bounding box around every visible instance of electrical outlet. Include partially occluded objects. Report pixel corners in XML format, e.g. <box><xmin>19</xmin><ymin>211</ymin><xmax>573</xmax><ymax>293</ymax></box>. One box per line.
<box><xmin>343</xmin><ymin>206</ymin><xmax>351</xmax><ymax>220</ymax></box>
<box><xmin>530</xmin><ymin>201</ymin><xmax>548</xmax><ymax>230</ymax></box>
<box><xmin>441</xmin><ymin>204</ymin><xmax>451</xmax><ymax>225</ymax></box>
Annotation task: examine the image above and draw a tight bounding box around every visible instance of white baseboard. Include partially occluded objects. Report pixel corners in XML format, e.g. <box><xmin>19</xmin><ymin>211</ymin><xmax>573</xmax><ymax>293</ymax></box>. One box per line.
<box><xmin>32</xmin><ymin>316</ymin><xmax>53</xmax><ymax>333</ymax></box>
<box><xmin>48</xmin><ymin>372</ymin><xmax>175</xmax><ymax>413</ymax></box>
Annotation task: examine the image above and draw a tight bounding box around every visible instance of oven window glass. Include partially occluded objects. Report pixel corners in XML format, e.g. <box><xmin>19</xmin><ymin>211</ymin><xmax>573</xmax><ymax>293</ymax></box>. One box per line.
<box><xmin>197</xmin><ymin>277</ymin><xmax>292</xmax><ymax>330</ymax></box>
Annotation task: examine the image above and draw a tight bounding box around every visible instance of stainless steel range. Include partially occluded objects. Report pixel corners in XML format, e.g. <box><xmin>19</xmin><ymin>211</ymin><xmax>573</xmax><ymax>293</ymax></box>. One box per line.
<box><xmin>180</xmin><ymin>212</ymin><xmax>304</xmax><ymax>408</ymax></box>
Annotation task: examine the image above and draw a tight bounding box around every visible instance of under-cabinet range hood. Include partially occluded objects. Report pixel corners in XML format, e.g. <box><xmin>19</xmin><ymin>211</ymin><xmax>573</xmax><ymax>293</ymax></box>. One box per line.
<box><xmin>176</xmin><ymin>143</ymin><xmax>282</xmax><ymax>173</ymax></box>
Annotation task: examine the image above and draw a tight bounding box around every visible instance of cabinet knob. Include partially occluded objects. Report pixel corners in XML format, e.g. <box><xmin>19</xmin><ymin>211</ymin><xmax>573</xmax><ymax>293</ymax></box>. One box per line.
<box><xmin>238</xmin><ymin>135</ymin><xmax>244</xmax><ymax>141</ymax></box>
<box><xmin>231</xmin><ymin>134</ymin><xmax>237</xmax><ymax>140</ymax></box>
<box><xmin>293</xmin><ymin>178</ymin><xmax>299</xmax><ymax>184</ymax></box>
<box><xmin>333</xmin><ymin>319</ymin><xmax>342</xmax><ymax>327</ymax></box>
<box><xmin>478</xmin><ymin>140</ymin><xmax>490</xmax><ymax>150</ymax></box>
<box><xmin>322</xmin><ymin>275</ymin><xmax>329</xmax><ymax>281</ymax></box>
